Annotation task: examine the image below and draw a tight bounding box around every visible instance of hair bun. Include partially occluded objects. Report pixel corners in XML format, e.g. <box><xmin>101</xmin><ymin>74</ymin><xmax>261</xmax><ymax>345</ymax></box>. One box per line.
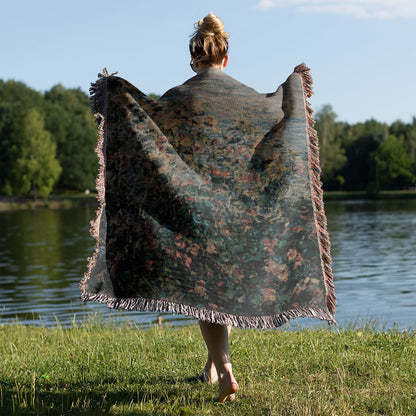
<box><xmin>197</xmin><ymin>12</ymin><xmax>227</xmax><ymax>37</ymax></box>
<box><xmin>189</xmin><ymin>13</ymin><xmax>229</xmax><ymax>65</ymax></box>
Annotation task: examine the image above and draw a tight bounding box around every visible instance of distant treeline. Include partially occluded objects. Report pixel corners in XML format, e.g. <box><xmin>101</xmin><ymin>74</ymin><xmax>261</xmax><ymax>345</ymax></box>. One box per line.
<box><xmin>315</xmin><ymin>105</ymin><xmax>415</xmax><ymax>192</ymax></box>
<box><xmin>0</xmin><ymin>80</ymin><xmax>97</xmax><ymax>197</ymax></box>
<box><xmin>0</xmin><ymin>80</ymin><xmax>415</xmax><ymax>197</ymax></box>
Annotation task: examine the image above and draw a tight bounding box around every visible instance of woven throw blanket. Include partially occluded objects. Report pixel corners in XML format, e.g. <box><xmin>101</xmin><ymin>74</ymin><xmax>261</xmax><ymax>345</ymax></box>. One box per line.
<box><xmin>80</xmin><ymin>64</ymin><xmax>336</xmax><ymax>328</ymax></box>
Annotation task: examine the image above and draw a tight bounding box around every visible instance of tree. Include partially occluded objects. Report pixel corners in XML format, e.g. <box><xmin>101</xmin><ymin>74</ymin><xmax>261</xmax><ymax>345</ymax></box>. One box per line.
<box><xmin>44</xmin><ymin>85</ymin><xmax>97</xmax><ymax>191</ymax></box>
<box><xmin>147</xmin><ymin>93</ymin><xmax>161</xmax><ymax>101</ymax></box>
<box><xmin>314</xmin><ymin>105</ymin><xmax>347</xmax><ymax>188</ymax></box>
<box><xmin>0</xmin><ymin>103</ymin><xmax>18</xmax><ymax>194</ymax></box>
<box><xmin>9</xmin><ymin>109</ymin><xmax>62</xmax><ymax>197</ymax></box>
<box><xmin>389</xmin><ymin>118</ymin><xmax>416</xmax><ymax>180</ymax></box>
<box><xmin>0</xmin><ymin>79</ymin><xmax>44</xmax><ymax>109</ymax></box>
<box><xmin>340</xmin><ymin>119</ymin><xmax>388</xmax><ymax>191</ymax></box>
<box><xmin>376</xmin><ymin>135</ymin><xmax>415</xmax><ymax>189</ymax></box>
<box><xmin>0</xmin><ymin>80</ymin><xmax>45</xmax><ymax>194</ymax></box>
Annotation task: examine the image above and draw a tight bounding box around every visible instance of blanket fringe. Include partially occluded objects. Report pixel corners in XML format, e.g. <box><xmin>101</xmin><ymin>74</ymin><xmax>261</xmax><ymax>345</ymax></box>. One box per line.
<box><xmin>81</xmin><ymin>291</ymin><xmax>337</xmax><ymax>329</ymax></box>
<box><xmin>79</xmin><ymin>69</ymin><xmax>110</xmax><ymax>291</ymax></box>
<box><xmin>80</xmin><ymin>65</ymin><xmax>337</xmax><ymax>328</ymax></box>
<box><xmin>295</xmin><ymin>63</ymin><xmax>336</xmax><ymax>315</ymax></box>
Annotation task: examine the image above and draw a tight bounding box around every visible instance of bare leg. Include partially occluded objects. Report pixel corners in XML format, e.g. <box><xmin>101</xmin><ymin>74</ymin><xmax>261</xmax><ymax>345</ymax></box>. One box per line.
<box><xmin>199</xmin><ymin>321</ymin><xmax>239</xmax><ymax>402</ymax></box>
<box><xmin>202</xmin><ymin>353</ymin><xmax>218</xmax><ymax>383</ymax></box>
<box><xmin>201</xmin><ymin>325</ymin><xmax>232</xmax><ymax>384</ymax></box>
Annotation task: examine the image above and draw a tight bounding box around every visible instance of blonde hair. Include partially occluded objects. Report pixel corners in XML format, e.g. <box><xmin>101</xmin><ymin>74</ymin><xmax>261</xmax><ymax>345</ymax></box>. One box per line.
<box><xmin>189</xmin><ymin>13</ymin><xmax>229</xmax><ymax>65</ymax></box>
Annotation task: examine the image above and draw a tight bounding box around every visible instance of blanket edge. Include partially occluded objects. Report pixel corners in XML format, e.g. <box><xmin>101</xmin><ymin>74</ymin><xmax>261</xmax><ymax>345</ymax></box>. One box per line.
<box><xmin>295</xmin><ymin>63</ymin><xmax>336</xmax><ymax>315</ymax></box>
<box><xmin>80</xmin><ymin>66</ymin><xmax>337</xmax><ymax>328</ymax></box>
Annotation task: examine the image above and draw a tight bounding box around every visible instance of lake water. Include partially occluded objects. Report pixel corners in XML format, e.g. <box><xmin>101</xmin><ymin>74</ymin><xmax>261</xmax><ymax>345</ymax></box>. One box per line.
<box><xmin>0</xmin><ymin>199</ymin><xmax>415</xmax><ymax>330</ymax></box>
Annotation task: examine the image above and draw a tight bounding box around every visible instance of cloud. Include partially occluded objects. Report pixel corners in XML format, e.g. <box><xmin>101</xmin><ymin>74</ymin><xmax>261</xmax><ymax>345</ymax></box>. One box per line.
<box><xmin>256</xmin><ymin>0</ymin><xmax>416</xmax><ymax>19</ymax></box>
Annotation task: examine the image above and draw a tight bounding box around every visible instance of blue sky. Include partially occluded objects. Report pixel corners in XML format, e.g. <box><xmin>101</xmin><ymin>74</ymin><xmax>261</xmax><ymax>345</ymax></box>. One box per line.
<box><xmin>2</xmin><ymin>0</ymin><xmax>415</xmax><ymax>124</ymax></box>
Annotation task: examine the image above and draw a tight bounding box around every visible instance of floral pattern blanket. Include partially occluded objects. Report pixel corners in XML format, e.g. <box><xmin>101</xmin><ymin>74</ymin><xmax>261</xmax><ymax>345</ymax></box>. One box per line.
<box><xmin>80</xmin><ymin>64</ymin><xmax>336</xmax><ymax>328</ymax></box>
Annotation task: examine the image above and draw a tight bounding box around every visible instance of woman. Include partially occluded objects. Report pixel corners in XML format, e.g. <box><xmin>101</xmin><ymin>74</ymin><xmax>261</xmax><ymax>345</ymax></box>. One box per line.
<box><xmin>188</xmin><ymin>13</ymin><xmax>238</xmax><ymax>403</ymax></box>
<box><xmin>82</xmin><ymin>12</ymin><xmax>336</xmax><ymax>405</ymax></box>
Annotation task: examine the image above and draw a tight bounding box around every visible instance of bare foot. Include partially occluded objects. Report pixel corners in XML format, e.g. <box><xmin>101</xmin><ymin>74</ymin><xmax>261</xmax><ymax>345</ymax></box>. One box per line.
<box><xmin>215</xmin><ymin>373</ymin><xmax>239</xmax><ymax>403</ymax></box>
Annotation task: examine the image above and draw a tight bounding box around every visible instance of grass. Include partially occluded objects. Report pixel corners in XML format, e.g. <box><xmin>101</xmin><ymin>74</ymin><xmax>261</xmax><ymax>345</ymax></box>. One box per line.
<box><xmin>0</xmin><ymin>320</ymin><xmax>415</xmax><ymax>416</ymax></box>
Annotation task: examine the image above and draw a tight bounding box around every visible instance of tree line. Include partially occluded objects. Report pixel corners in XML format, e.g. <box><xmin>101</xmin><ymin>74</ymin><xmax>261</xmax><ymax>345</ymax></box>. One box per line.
<box><xmin>0</xmin><ymin>80</ymin><xmax>415</xmax><ymax>197</ymax></box>
<box><xmin>0</xmin><ymin>79</ymin><xmax>97</xmax><ymax>198</ymax></box>
<box><xmin>315</xmin><ymin>105</ymin><xmax>416</xmax><ymax>192</ymax></box>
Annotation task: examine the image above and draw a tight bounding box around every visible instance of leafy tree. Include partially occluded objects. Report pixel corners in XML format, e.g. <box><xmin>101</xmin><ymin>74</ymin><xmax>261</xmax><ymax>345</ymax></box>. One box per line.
<box><xmin>0</xmin><ymin>80</ymin><xmax>45</xmax><ymax>194</ymax></box>
<box><xmin>44</xmin><ymin>85</ymin><xmax>97</xmax><ymax>191</ymax></box>
<box><xmin>376</xmin><ymin>135</ymin><xmax>415</xmax><ymax>189</ymax></box>
<box><xmin>0</xmin><ymin>103</ymin><xmax>18</xmax><ymax>194</ymax></box>
<box><xmin>0</xmin><ymin>79</ymin><xmax>44</xmax><ymax>109</ymax></box>
<box><xmin>340</xmin><ymin>119</ymin><xmax>388</xmax><ymax>191</ymax></box>
<box><xmin>389</xmin><ymin>118</ymin><xmax>416</xmax><ymax>180</ymax></box>
<box><xmin>314</xmin><ymin>105</ymin><xmax>347</xmax><ymax>188</ymax></box>
<box><xmin>147</xmin><ymin>93</ymin><xmax>161</xmax><ymax>101</ymax></box>
<box><xmin>9</xmin><ymin>109</ymin><xmax>61</xmax><ymax>197</ymax></box>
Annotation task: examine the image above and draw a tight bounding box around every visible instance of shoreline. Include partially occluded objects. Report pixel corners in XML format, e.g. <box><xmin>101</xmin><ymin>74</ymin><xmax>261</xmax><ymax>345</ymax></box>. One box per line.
<box><xmin>0</xmin><ymin>190</ymin><xmax>415</xmax><ymax>211</ymax></box>
<box><xmin>0</xmin><ymin>194</ymin><xmax>98</xmax><ymax>211</ymax></box>
<box><xmin>323</xmin><ymin>190</ymin><xmax>416</xmax><ymax>201</ymax></box>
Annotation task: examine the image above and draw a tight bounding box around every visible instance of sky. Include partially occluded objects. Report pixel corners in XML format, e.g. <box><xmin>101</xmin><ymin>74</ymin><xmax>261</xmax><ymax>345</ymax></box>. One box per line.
<box><xmin>1</xmin><ymin>0</ymin><xmax>415</xmax><ymax>124</ymax></box>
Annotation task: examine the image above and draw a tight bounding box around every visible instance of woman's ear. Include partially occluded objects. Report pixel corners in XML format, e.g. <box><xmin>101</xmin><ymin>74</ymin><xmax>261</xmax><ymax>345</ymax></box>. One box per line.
<box><xmin>223</xmin><ymin>55</ymin><xmax>229</xmax><ymax>68</ymax></box>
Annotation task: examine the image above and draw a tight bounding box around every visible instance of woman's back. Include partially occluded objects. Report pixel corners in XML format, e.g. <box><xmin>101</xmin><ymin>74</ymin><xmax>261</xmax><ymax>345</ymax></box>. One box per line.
<box><xmin>145</xmin><ymin>67</ymin><xmax>284</xmax><ymax>185</ymax></box>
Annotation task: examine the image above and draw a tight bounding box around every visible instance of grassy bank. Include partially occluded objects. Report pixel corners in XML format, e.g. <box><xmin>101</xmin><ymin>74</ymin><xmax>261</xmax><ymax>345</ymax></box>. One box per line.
<box><xmin>0</xmin><ymin>321</ymin><xmax>414</xmax><ymax>415</ymax></box>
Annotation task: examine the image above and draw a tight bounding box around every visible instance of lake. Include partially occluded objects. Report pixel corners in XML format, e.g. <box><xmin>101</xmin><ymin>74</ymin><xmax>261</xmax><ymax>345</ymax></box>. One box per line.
<box><xmin>0</xmin><ymin>199</ymin><xmax>415</xmax><ymax>330</ymax></box>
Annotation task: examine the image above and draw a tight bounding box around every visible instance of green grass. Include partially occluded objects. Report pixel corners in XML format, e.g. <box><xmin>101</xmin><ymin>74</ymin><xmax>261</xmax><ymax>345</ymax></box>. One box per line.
<box><xmin>0</xmin><ymin>320</ymin><xmax>415</xmax><ymax>415</ymax></box>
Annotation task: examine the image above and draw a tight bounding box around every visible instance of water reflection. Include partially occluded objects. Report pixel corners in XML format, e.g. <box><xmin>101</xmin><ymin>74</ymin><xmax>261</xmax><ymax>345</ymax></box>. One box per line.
<box><xmin>0</xmin><ymin>206</ymin><xmax>191</xmax><ymax>327</ymax></box>
<box><xmin>0</xmin><ymin>199</ymin><xmax>415</xmax><ymax>329</ymax></box>
<box><xmin>323</xmin><ymin>199</ymin><xmax>416</xmax><ymax>329</ymax></box>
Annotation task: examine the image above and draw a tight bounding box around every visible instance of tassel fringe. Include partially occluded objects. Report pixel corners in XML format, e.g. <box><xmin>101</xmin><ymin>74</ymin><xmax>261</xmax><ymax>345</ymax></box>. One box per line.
<box><xmin>295</xmin><ymin>63</ymin><xmax>336</xmax><ymax>315</ymax></box>
<box><xmin>81</xmin><ymin>291</ymin><xmax>337</xmax><ymax>328</ymax></box>
<box><xmin>80</xmin><ymin>66</ymin><xmax>337</xmax><ymax>328</ymax></box>
<box><xmin>79</xmin><ymin>69</ymin><xmax>109</xmax><ymax>292</ymax></box>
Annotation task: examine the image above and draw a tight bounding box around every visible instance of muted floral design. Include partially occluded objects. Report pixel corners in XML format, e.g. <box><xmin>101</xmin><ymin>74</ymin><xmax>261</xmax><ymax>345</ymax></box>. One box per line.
<box><xmin>81</xmin><ymin>66</ymin><xmax>336</xmax><ymax>326</ymax></box>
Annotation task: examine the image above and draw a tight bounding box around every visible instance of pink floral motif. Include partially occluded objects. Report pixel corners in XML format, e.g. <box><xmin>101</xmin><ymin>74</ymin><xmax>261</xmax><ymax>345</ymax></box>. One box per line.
<box><xmin>189</xmin><ymin>244</ymin><xmax>200</xmax><ymax>256</ymax></box>
<box><xmin>262</xmin><ymin>288</ymin><xmax>276</xmax><ymax>303</ymax></box>
<box><xmin>242</xmin><ymin>217</ymin><xmax>251</xmax><ymax>233</ymax></box>
<box><xmin>245</xmin><ymin>207</ymin><xmax>256</xmax><ymax>216</ymax></box>
<box><xmin>287</xmin><ymin>248</ymin><xmax>304</xmax><ymax>269</ymax></box>
<box><xmin>175</xmin><ymin>239</ymin><xmax>186</xmax><ymax>249</ymax></box>
<box><xmin>184</xmin><ymin>254</ymin><xmax>192</xmax><ymax>269</ymax></box>
<box><xmin>265</xmin><ymin>258</ymin><xmax>279</xmax><ymax>274</ymax></box>
<box><xmin>263</xmin><ymin>239</ymin><xmax>278</xmax><ymax>253</ymax></box>
<box><xmin>188</xmin><ymin>285</ymin><xmax>207</xmax><ymax>297</ymax></box>
<box><xmin>264</xmin><ymin>259</ymin><xmax>288</xmax><ymax>282</ymax></box>
<box><xmin>206</xmin><ymin>241</ymin><xmax>217</xmax><ymax>254</ymax></box>
<box><xmin>188</xmin><ymin>280</ymin><xmax>207</xmax><ymax>297</ymax></box>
